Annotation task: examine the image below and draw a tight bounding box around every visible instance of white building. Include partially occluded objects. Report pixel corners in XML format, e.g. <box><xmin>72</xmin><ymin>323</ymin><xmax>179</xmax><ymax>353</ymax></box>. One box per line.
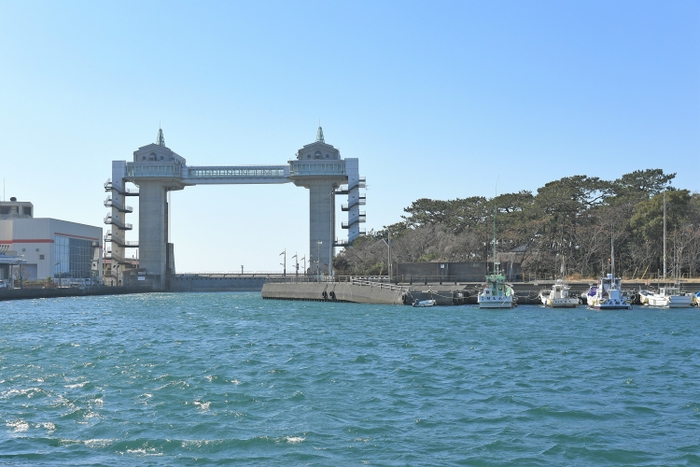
<box><xmin>0</xmin><ymin>198</ymin><xmax>102</xmax><ymax>285</ymax></box>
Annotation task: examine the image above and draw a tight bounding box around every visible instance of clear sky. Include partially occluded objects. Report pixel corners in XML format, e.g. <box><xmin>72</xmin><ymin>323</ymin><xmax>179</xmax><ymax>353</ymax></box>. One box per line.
<box><xmin>1</xmin><ymin>1</ymin><xmax>698</xmax><ymax>273</ymax></box>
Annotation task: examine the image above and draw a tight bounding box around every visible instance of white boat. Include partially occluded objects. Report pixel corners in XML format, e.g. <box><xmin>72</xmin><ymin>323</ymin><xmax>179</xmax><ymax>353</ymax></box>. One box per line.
<box><xmin>638</xmin><ymin>191</ymin><xmax>693</xmax><ymax>308</ymax></box>
<box><xmin>540</xmin><ymin>279</ymin><xmax>579</xmax><ymax>308</ymax></box>
<box><xmin>639</xmin><ymin>286</ymin><xmax>693</xmax><ymax>308</ymax></box>
<box><xmin>586</xmin><ymin>274</ymin><xmax>632</xmax><ymax>310</ymax></box>
<box><xmin>412</xmin><ymin>299</ymin><xmax>436</xmax><ymax>307</ymax></box>
<box><xmin>478</xmin><ymin>272</ymin><xmax>515</xmax><ymax>308</ymax></box>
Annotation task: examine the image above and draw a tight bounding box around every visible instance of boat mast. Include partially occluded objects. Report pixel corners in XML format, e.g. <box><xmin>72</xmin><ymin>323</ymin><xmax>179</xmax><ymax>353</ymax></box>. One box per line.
<box><xmin>492</xmin><ymin>184</ymin><xmax>498</xmax><ymax>275</ymax></box>
<box><xmin>610</xmin><ymin>227</ymin><xmax>615</xmax><ymax>279</ymax></box>
<box><xmin>663</xmin><ymin>190</ymin><xmax>667</xmax><ymax>279</ymax></box>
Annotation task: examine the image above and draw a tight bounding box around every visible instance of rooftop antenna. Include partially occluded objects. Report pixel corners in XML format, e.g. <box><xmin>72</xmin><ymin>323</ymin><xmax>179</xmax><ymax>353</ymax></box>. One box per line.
<box><xmin>157</xmin><ymin>124</ymin><xmax>166</xmax><ymax>147</ymax></box>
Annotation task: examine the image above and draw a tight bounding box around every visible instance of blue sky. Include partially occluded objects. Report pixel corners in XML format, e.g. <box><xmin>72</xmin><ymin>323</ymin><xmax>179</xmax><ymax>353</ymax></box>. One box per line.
<box><xmin>1</xmin><ymin>0</ymin><xmax>698</xmax><ymax>272</ymax></box>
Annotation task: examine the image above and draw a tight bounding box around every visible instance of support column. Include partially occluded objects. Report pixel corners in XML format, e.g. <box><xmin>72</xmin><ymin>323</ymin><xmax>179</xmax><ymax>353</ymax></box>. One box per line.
<box><xmin>138</xmin><ymin>181</ymin><xmax>169</xmax><ymax>290</ymax></box>
<box><xmin>308</xmin><ymin>181</ymin><xmax>335</xmax><ymax>277</ymax></box>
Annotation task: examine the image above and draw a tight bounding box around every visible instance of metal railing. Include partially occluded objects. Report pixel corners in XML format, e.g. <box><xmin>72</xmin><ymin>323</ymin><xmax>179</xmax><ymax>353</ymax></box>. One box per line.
<box><xmin>103</xmin><ymin>215</ymin><xmax>133</xmax><ymax>230</ymax></box>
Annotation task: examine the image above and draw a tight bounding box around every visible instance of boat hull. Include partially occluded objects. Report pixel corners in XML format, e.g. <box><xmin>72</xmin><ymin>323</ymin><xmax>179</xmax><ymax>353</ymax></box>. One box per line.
<box><xmin>478</xmin><ymin>296</ymin><xmax>514</xmax><ymax>309</ymax></box>
<box><xmin>587</xmin><ymin>298</ymin><xmax>632</xmax><ymax>310</ymax></box>
<box><xmin>645</xmin><ymin>296</ymin><xmax>693</xmax><ymax>308</ymax></box>
<box><xmin>640</xmin><ymin>288</ymin><xmax>693</xmax><ymax>308</ymax></box>
<box><xmin>547</xmin><ymin>298</ymin><xmax>579</xmax><ymax>308</ymax></box>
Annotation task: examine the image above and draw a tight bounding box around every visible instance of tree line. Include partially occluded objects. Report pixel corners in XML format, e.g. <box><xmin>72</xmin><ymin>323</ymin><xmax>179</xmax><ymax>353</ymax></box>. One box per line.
<box><xmin>333</xmin><ymin>169</ymin><xmax>700</xmax><ymax>280</ymax></box>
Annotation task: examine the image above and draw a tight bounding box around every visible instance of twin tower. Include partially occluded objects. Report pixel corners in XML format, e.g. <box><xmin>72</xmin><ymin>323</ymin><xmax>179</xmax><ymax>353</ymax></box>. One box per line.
<box><xmin>105</xmin><ymin>127</ymin><xmax>366</xmax><ymax>290</ymax></box>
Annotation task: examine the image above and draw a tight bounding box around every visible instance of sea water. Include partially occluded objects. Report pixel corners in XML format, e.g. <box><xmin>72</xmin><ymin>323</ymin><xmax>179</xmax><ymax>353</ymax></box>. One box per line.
<box><xmin>1</xmin><ymin>292</ymin><xmax>698</xmax><ymax>466</ymax></box>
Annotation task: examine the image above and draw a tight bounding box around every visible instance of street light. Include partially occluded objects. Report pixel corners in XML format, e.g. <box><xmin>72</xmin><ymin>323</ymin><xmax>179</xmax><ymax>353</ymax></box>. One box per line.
<box><xmin>329</xmin><ymin>189</ymin><xmax>334</xmax><ymax>277</ymax></box>
<box><xmin>280</xmin><ymin>249</ymin><xmax>286</xmax><ymax>276</ymax></box>
<box><xmin>316</xmin><ymin>241</ymin><xmax>322</xmax><ymax>279</ymax></box>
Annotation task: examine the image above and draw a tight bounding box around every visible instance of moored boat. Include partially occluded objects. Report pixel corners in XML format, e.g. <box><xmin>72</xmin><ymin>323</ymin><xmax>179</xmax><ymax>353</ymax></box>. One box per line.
<box><xmin>478</xmin><ymin>272</ymin><xmax>515</xmax><ymax>309</ymax></box>
<box><xmin>586</xmin><ymin>274</ymin><xmax>632</xmax><ymax>310</ymax></box>
<box><xmin>413</xmin><ymin>299</ymin><xmax>437</xmax><ymax>307</ymax></box>
<box><xmin>639</xmin><ymin>286</ymin><xmax>693</xmax><ymax>308</ymax></box>
<box><xmin>540</xmin><ymin>279</ymin><xmax>579</xmax><ymax>308</ymax></box>
<box><xmin>478</xmin><ymin>189</ymin><xmax>516</xmax><ymax>309</ymax></box>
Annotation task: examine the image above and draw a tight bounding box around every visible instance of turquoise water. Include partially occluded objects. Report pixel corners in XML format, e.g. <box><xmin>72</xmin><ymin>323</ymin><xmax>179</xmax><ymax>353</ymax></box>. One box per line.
<box><xmin>1</xmin><ymin>292</ymin><xmax>699</xmax><ymax>466</ymax></box>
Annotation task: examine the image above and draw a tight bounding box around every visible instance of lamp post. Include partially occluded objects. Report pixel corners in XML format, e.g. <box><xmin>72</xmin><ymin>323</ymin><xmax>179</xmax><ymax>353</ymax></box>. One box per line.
<box><xmin>316</xmin><ymin>241</ymin><xmax>322</xmax><ymax>280</ymax></box>
<box><xmin>280</xmin><ymin>249</ymin><xmax>286</xmax><ymax>276</ymax></box>
<box><xmin>292</xmin><ymin>252</ymin><xmax>299</xmax><ymax>278</ymax></box>
<box><xmin>329</xmin><ymin>189</ymin><xmax>334</xmax><ymax>277</ymax></box>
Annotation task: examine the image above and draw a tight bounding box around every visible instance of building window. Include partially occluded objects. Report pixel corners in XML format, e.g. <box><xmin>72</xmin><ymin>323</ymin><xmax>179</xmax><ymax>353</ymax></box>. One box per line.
<box><xmin>54</xmin><ymin>235</ymin><xmax>95</xmax><ymax>279</ymax></box>
<box><xmin>39</xmin><ymin>254</ymin><xmax>44</xmax><ymax>260</ymax></box>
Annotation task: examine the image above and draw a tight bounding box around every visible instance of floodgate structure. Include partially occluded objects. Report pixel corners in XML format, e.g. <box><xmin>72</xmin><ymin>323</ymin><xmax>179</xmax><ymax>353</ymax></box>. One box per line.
<box><xmin>105</xmin><ymin>127</ymin><xmax>366</xmax><ymax>291</ymax></box>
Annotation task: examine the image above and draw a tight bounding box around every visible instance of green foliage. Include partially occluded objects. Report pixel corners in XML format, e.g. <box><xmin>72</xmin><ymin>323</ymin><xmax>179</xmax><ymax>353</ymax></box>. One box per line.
<box><xmin>337</xmin><ymin>168</ymin><xmax>698</xmax><ymax>279</ymax></box>
<box><xmin>630</xmin><ymin>190</ymin><xmax>691</xmax><ymax>243</ymax></box>
<box><xmin>609</xmin><ymin>169</ymin><xmax>676</xmax><ymax>206</ymax></box>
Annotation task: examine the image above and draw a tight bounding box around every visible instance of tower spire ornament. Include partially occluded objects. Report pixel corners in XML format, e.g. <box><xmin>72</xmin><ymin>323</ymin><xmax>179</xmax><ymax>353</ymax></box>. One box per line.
<box><xmin>157</xmin><ymin>126</ymin><xmax>166</xmax><ymax>147</ymax></box>
<box><xmin>316</xmin><ymin>125</ymin><xmax>325</xmax><ymax>143</ymax></box>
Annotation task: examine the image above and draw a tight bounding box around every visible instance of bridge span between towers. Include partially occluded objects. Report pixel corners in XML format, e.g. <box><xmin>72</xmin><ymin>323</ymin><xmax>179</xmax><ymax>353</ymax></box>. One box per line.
<box><xmin>105</xmin><ymin>127</ymin><xmax>366</xmax><ymax>291</ymax></box>
<box><xmin>184</xmin><ymin>165</ymin><xmax>290</xmax><ymax>184</ymax></box>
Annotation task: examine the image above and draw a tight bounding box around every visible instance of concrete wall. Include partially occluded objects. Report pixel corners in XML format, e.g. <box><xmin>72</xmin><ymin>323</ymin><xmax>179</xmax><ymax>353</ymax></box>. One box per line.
<box><xmin>262</xmin><ymin>281</ymin><xmax>406</xmax><ymax>305</ymax></box>
<box><xmin>170</xmin><ymin>275</ymin><xmax>266</xmax><ymax>292</ymax></box>
<box><xmin>397</xmin><ymin>261</ymin><xmax>523</xmax><ymax>282</ymax></box>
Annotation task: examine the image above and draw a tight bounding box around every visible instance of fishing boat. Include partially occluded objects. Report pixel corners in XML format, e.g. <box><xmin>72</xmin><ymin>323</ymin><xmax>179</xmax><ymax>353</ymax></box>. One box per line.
<box><xmin>586</xmin><ymin>274</ymin><xmax>632</xmax><ymax>310</ymax></box>
<box><xmin>639</xmin><ymin>286</ymin><xmax>693</xmax><ymax>308</ymax></box>
<box><xmin>478</xmin><ymin>190</ymin><xmax>516</xmax><ymax>309</ymax></box>
<box><xmin>586</xmin><ymin>234</ymin><xmax>631</xmax><ymax>310</ymax></box>
<box><xmin>540</xmin><ymin>279</ymin><xmax>579</xmax><ymax>308</ymax></box>
<box><xmin>478</xmin><ymin>272</ymin><xmax>515</xmax><ymax>308</ymax></box>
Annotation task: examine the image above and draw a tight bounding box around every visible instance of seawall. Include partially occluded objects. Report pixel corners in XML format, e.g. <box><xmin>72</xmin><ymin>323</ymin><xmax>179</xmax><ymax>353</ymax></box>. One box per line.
<box><xmin>0</xmin><ymin>285</ymin><xmax>149</xmax><ymax>301</ymax></box>
<box><xmin>262</xmin><ymin>280</ymin><xmax>407</xmax><ymax>305</ymax></box>
<box><xmin>170</xmin><ymin>274</ymin><xmax>266</xmax><ymax>292</ymax></box>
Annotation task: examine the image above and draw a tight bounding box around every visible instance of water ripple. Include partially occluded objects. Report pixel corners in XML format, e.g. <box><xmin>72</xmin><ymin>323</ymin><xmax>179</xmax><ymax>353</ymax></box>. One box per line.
<box><xmin>0</xmin><ymin>294</ymin><xmax>698</xmax><ymax>465</ymax></box>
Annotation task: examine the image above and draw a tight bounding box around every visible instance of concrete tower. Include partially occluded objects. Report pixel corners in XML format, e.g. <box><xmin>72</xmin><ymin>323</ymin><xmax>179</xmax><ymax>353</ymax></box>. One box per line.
<box><xmin>106</xmin><ymin>130</ymin><xmax>186</xmax><ymax>290</ymax></box>
<box><xmin>289</xmin><ymin>127</ymin><xmax>348</xmax><ymax>276</ymax></box>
